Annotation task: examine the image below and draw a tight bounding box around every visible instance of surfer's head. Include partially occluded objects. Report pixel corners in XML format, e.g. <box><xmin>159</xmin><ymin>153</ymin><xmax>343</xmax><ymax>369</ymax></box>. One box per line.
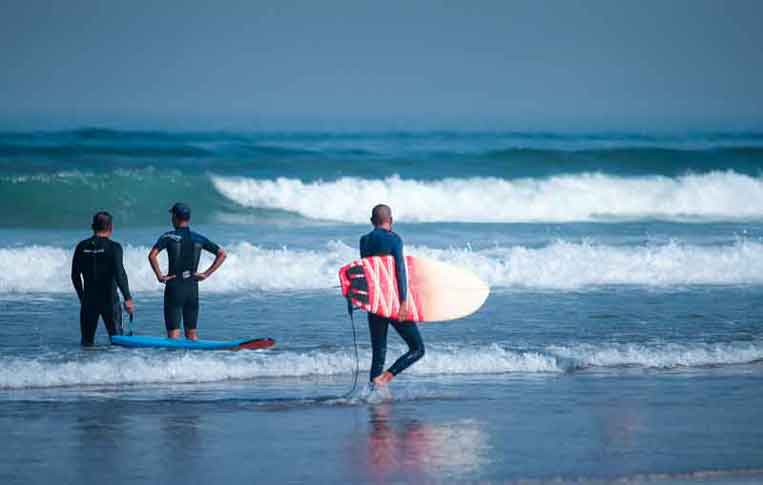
<box><xmin>169</xmin><ymin>202</ymin><xmax>191</xmax><ymax>228</ymax></box>
<box><xmin>371</xmin><ymin>204</ymin><xmax>393</xmax><ymax>228</ymax></box>
<box><xmin>91</xmin><ymin>211</ymin><xmax>113</xmax><ymax>236</ymax></box>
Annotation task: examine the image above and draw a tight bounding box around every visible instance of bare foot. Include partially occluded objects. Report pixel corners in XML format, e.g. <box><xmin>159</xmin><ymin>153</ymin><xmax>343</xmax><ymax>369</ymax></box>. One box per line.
<box><xmin>372</xmin><ymin>371</ymin><xmax>394</xmax><ymax>387</ymax></box>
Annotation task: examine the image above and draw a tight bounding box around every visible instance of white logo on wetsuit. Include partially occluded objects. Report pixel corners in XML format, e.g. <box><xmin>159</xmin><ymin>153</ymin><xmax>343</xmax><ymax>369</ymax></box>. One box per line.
<box><xmin>163</xmin><ymin>233</ymin><xmax>183</xmax><ymax>242</ymax></box>
<box><xmin>83</xmin><ymin>249</ymin><xmax>105</xmax><ymax>254</ymax></box>
<box><xmin>182</xmin><ymin>270</ymin><xmax>192</xmax><ymax>279</ymax></box>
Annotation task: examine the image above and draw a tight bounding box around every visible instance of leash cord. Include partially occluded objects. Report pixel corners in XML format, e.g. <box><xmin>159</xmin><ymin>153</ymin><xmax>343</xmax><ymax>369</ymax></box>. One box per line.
<box><xmin>342</xmin><ymin>300</ymin><xmax>360</xmax><ymax>399</ymax></box>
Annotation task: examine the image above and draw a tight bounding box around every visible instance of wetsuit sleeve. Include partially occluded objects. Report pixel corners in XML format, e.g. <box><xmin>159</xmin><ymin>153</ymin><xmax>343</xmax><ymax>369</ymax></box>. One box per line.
<box><xmin>359</xmin><ymin>235</ymin><xmax>369</xmax><ymax>258</ymax></box>
<box><xmin>113</xmin><ymin>243</ymin><xmax>132</xmax><ymax>301</ymax></box>
<box><xmin>199</xmin><ymin>234</ymin><xmax>221</xmax><ymax>254</ymax></box>
<box><xmin>391</xmin><ymin>235</ymin><xmax>408</xmax><ymax>301</ymax></box>
<box><xmin>153</xmin><ymin>234</ymin><xmax>168</xmax><ymax>251</ymax></box>
<box><xmin>71</xmin><ymin>244</ymin><xmax>84</xmax><ymax>302</ymax></box>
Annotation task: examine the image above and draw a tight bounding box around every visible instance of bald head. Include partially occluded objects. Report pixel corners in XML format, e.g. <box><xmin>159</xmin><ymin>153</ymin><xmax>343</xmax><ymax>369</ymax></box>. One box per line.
<box><xmin>371</xmin><ymin>204</ymin><xmax>393</xmax><ymax>227</ymax></box>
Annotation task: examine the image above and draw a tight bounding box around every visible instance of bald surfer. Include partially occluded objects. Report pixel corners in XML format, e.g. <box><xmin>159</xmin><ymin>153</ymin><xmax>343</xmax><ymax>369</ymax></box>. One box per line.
<box><xmin>148</xmin><ymin>203</ymin><xmax>226</xmax><ymax>340</ymax></box>
<box><xmin>360</xmin><ymin>204</ymin><xmax>425</xmax><ymax>386</ymax></box>
<box><xmin>71</xmin><ymin>211</ymin><xmax>134</xmax><ymax>346</ymax></box>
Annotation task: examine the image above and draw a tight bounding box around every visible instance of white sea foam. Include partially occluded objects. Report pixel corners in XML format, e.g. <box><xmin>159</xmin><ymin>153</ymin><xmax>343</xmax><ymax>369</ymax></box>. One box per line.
<box><xmin>211</xmin><ymin>171</ymin><xmax>763</xmax><ymax>223</ymax></box>
<box><xmin>548</xmin><ymin>341</ymin><xmax>763</xmax><ymax>369</ymax></box>
<box><xmin>2</xmin><ymin>239</ymin><xmax>763</xmax><ymax>294</ymax></box>
<box><xmin>0</xmin><ymin>346</ymin><xmax>550</xmax><ymax>389</ymax></box>
<box><xmin>1</xmin><ymin>341</ymin><xmax>760</xmax><ymax>389</ymax></box>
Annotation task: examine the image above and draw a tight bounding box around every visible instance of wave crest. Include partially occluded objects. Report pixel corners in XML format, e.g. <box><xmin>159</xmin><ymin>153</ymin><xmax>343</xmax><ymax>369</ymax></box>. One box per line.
<box><xmin>212</xmin><ymin>172</ymin><xmax>763</xmax><ymax>223</ymax></box>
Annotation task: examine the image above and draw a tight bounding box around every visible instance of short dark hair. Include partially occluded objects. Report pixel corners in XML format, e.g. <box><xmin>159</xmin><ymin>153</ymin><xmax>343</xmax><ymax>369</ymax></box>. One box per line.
<box><xmin>91</xmin><ymin>211</ymin><xmax>113</xmax><ymax>232</ymax></box>
<box><xmin>371</xmin><ymin>204</ymin><xmax>392</xmax><ymax>225</ymax></box>
<box><xmin>169</xmin><ymin>202</ymin><xmax>191</xmax><ymax>221</ymax></box>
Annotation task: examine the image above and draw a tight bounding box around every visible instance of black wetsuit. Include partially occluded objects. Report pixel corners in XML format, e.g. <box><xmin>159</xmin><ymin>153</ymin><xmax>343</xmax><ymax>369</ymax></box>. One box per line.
<box><xmin>360</xmin><ymin>227</ymin><xmax>425</xmax><ymax>382</ymax></box>
<box><xmin>71</xmin><ymin>236</ymin><xmax>132</xmax><ymax>346</ymax></box>
<box><xmin>153</xmin><ymin>227</ymin><xmax>220</xmax><ymax>331</ymax></box>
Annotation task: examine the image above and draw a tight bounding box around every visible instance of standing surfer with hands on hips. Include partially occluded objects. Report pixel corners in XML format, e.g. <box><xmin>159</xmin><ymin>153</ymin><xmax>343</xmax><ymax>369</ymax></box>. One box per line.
<box><xmin>361</xmin><ymin>204</ymin><xmax>425</xmax><ymax>387</ymax></box>
<box><xmin>148</xmin><ymin>203</ymin><xmax>226</xmax><ymax>340</ymax></box>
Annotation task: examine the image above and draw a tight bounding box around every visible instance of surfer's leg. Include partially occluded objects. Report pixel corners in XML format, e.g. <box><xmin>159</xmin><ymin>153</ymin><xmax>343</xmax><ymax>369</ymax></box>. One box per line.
<box><xmin>80</xmin><ymin>305</ymin><xmax>98</xmax><ymax>346</ymax></box>
<box><xmin>387</xmin><ymin>322</ymin><xmax>425</xmax><ymax>376</ymax></box>
<box><xmin>368</xmin><ymin>313</ymin><xmax>390</xmax><ymax>382</ymax></box>
<box><xmin>101</xmin><ymin>303</ymin><xmax>123</xmax><ymax>337</ymax></box>
<box><xmin>164</xmin><ymin>285</ymin><xmax>182</xmax><ymax>338</ymax></box>
<box><xmin>183</xmin><ymin>284</ymin><xmax>199</xmax><ymax>340</ymax></box>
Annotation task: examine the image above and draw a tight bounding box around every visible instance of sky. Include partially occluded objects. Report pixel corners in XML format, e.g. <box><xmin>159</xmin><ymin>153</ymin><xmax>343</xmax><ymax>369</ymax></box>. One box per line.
<box><xmin>1</xmin><ymin>0</ymin><xmax>762</xmax><ymax>131</ymax></box>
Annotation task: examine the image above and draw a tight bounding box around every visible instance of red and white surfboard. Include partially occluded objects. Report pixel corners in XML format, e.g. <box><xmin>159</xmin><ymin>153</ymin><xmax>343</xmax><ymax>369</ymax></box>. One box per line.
<box><xmin>339</xmin><ymin>255</ymin><xmax>489</xmax><ymax>322</ymax></box>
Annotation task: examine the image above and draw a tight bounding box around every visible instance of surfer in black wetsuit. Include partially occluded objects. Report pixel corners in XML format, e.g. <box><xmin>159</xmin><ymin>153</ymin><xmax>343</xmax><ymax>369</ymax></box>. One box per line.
<box><xmin>148</xmin><ymin>203</ymin><xmax>226</xmax><ymax>340</ymax></box>
<box><xmin>71</xmin><ymin>211</ymin><xmax>134</xmax><ymax>346</ymax></box>
<box><xmin>360</xmin><ymin>204</ymin><xmax>425</xmax><ymax>387</ymax></box>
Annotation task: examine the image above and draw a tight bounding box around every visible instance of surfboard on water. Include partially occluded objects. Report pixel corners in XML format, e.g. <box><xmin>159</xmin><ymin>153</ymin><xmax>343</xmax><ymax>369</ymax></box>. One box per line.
<box><xmin>110</xmin><ymin>335</ymin><xmax>275</xmax><ymax>351</ymax></box>
<box><xmin>339</xmin><ymin>255</ymin><xmax>489</xmax><ymax>322</ymax></box>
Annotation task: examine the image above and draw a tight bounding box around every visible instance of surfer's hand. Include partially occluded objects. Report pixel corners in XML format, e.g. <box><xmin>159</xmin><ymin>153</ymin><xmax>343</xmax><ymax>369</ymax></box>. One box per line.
<box><xmin>123</xmin><ymin>299</ymin><xmax>135</xmax><ymax>315</ymax></box>
<box><xmin>398</xmin><ymin>301</ymin><xmax>410</xmax><ymax>322</ymax></box>
<box><xmin>158</xmin><ymin>274</ymin><xmax>175</xmax><ymax>283</ymax></box>
<box><xmin>194</xmin><ymin>272</ymin><xmax>208</xmax><ymax>281</ymax></box>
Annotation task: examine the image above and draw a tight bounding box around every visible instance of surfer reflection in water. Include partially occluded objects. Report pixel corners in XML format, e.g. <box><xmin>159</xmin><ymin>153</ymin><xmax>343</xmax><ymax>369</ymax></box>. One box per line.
<box><xmin>361</xmin><ymin>404</ymin><xmax>487</xmax><ymax>480</ymax></box>
<box><xmin>360</xmin><ymin>204</ymin><xmax>425</xmax><ymax>387</ymax></box>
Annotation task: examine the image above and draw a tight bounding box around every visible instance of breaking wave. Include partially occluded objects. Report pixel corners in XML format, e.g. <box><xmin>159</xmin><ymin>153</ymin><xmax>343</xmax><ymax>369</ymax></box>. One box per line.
<box><xmin>2</xmin><ymin>239</ymin><xmax>763</xmax><ymax>294</ymax></box>
<box><xmin>2</xmin><ymin>340</ymin><xmax>761</xmax><ymax>389</ymax></box>
<box><xmin>212</xmin><ymin>171</ymin><xmax>763</xmax><ymax>223</ymax></box>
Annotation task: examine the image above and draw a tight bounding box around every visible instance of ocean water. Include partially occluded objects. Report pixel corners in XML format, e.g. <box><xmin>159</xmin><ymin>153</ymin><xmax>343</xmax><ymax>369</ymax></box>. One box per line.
<box><xmin>1</xmin><ymin>129</ymin><xmax>763</xmax><ymax>483</ymax></box>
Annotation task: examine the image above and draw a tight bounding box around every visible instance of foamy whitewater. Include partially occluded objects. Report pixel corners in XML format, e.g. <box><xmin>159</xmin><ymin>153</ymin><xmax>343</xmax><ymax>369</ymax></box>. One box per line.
<box><xmin>3</xmin><ymin>129</ymin><xmax>763</xmax><ymax>483</ymax></box>
<box><xmin>3</xmin><ymin>340</ymin><xmax>762</xmax><ymax>390</ymax></box>
<box><xmin>212</xmin><ymin>172</ymin><xmax>763</xmax><ymax>223</ymax></box>
<box><xmin>3</xmin><ymin>239</ymin><xmax>763</xmax><ymax>293</ymax></box>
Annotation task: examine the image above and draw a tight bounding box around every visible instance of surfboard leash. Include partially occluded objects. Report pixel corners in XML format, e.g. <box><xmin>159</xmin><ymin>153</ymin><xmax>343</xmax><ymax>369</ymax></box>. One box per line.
<box><xmin>343</xmin><ymin>298</ymin><xmax>360</xmax><ymax>399</ymax></box>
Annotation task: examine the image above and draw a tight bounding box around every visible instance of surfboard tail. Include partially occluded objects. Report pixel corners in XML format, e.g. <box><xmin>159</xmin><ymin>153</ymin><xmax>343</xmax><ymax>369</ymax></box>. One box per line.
<box><xmin>339</xmin><ymin>256</ymin><xmax>419</xmax><ymax>321</ymax></box>
<box><xmin>235</xmin><ymin>338</ymin><xmax>276</xmax><ymax>351</ymax></box>
<box><xmin>338</xmin><ymin>261</ymin><xmax>371</xmax><ymax>310</ymax></box>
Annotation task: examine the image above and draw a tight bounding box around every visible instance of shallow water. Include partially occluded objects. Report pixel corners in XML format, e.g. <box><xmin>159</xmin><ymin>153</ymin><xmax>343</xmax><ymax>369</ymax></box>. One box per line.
<box><xmin>2</xmin><ymin>130</ymin><xmax>763</xmax><ymax>482</ymax></box>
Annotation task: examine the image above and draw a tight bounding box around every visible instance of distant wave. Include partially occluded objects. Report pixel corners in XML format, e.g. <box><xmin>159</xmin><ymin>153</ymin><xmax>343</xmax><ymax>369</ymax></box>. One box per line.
<box><xmin>3</xmin><ymin>128</ymin><xmax>763</xmax><ymax>168</ymax></box>
<box><xmin>3</xmin><ymin>127</ymin><xmax>763</xmax><ymax>147</ymax></box>
<box><xmin>0</xmin><ymin>141</ymin><xmax>213</xmax><ymax>158</ymax></box>
<box><xmin>0</xmin><ymin>141</ymin><xmax>323</xmax><ymax>160</ymax></box>
<box><xmin>0</xmin><ymin>168</ymin><xmax>236</xmax><ymax>228</ymax></box>
<box><xmin>2</xmin><ymin>340</ymin><xmax>761</xmax><ymax>389</ymax></box>
<box><xmin>213</xmin><ymin>172</ymin><xmax>763</xmax><ymax>223</ymax></box>
<box><xmin>2</xmin><ymin>239</ymin><xmax>763</xmax><ymax>294</ymax></box>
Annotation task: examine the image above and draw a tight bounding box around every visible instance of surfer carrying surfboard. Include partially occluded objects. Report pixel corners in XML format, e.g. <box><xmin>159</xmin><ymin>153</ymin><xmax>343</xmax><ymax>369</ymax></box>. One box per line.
<box><xmin>360</xmin><ymin>204</ymin><xmax>425</xmax><ymax>386</ymax></box>
<box><xmin>148</xmin><ymin>203</ymin><xmax>227</xmax><ymax>340</ymax></box>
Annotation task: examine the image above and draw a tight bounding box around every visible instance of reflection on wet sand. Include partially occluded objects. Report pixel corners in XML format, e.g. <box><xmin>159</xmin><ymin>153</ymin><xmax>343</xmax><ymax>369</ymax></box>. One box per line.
<box><xmin>160</xmin><ymin>413</ymin><xmax>203</xmax><ymax>468</ymax></box>
<box><xmin>361</xmin><ymin>403</ymin><xmax>488</xmax><ymax>481</ymax></box>
<box><xmin>74</xmin><ymin>407</ymin><xmax>127</xmax><ymax>478</ymax></box>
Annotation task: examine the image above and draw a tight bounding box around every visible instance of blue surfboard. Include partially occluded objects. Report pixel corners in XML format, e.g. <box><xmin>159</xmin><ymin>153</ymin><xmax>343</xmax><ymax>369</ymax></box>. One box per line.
<box><xmin>111</xmin><ymin>335</ymin><xmax>275</xmax><ymax>351</ymax></box>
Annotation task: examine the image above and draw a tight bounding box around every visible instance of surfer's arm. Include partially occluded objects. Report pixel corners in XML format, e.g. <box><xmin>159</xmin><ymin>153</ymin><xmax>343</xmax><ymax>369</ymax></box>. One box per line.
<box><xmin>359</xmin><ymin>235</ymin><xmax>369</xmax><ymax>258</ymax></box>
<box><xmin>196</xmin><ymin>247</ymin><xmax>226</xmax><ymax>281</ymax></box>
<box><xmin>195</xmin><ymin>236</ymin><xmax>225</xmax><ymax>280</ymax></box>
<box><xmin>391</xmin><ymin>237</ymin><xmax>408</xmax><ymax>303</ymax></box>
<box><xmin>113</xmin><ymin>243</ymin><xmax>132</xmax><ymax>302</ymax></box>
<box><xmin>71</xmin><ymin>245</ymin><xmax>84</xmax><ymax>302</ymax></box>
<box><xmin>148</xmin><ymin>246</ymin><xmax>174</xmax><ymax>283</ymax></box>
